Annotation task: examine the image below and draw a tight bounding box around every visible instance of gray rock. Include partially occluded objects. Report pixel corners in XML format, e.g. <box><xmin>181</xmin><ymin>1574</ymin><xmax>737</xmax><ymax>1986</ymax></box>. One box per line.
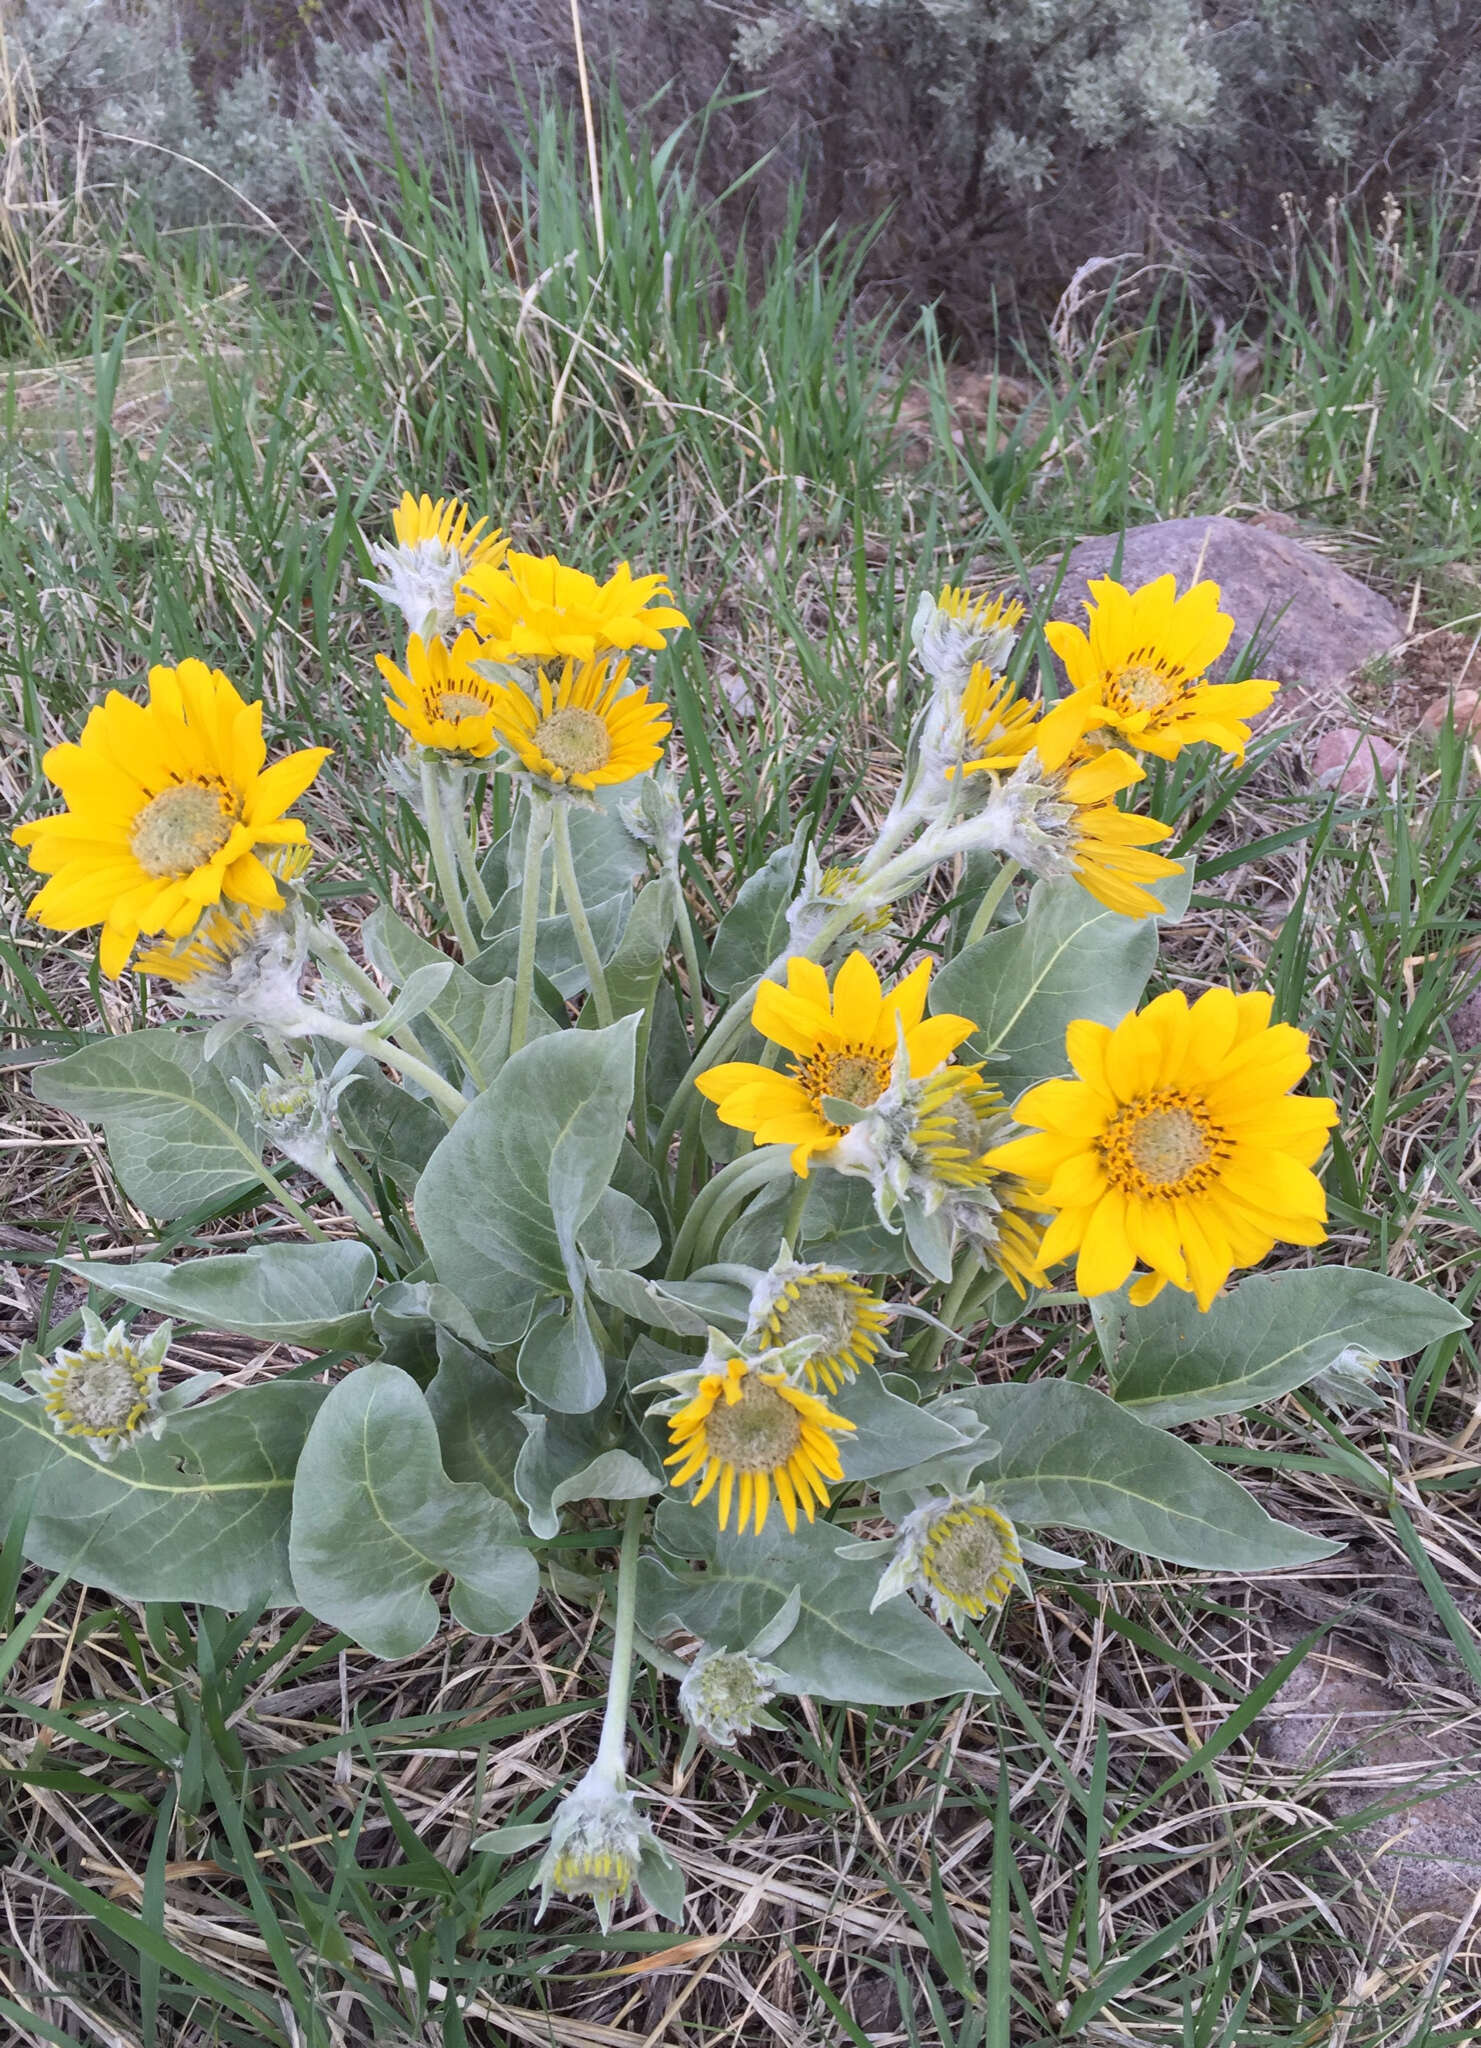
<box><xmin>1261</xmin><ymin>1640</ymin><xmax>1481</xmax><ymax>1940</ymax></box>
<box><xmin>1035</xmin><ymin>516</ymin><xmax>1403</xmax><ymax>700</ymax></box>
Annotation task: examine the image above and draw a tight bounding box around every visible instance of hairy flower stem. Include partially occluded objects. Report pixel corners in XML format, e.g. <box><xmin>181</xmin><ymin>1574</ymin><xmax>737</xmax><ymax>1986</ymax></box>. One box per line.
<box><xmin>510</xmin><ymin>799</ymin><xmax>551</xmax><ymax>1057</ymax></box>
<box><xmin>309</xmin><ymin>926</ymin><xmax>445</xmax><ymax>1082</ymax></box>
<box><xmin>551</xmin><ymin>803</ymin><xmax>615</xmax><ymax>1029</ymax></box>
<box><xmin>420</xmin><ymin>755</ymin><xmax>481</xmax><ymax>960</ymax></box>
<box><xmin>671</xmin><ymin>873</ymin><xmax>707</xmax><ymax>1044</ymax></box>
<box><xmin>306</xmin><ymin>1011</ymin><xmax>468</xmax><ymax>1123</ymax></box>
<box><xmin>594</xmin><ymin>1498</ymin><xmax>647</xmax><ymax>1782</ymax></box>
<box><xmin>909</xmin><ymin>1261</ymin><xmax>984</xmax><ymax>1375</ymax></box>
<box><xmin>964</xmin><ymin>859</ymin><xmax>1020</xmax><ymax>948</ymax></box>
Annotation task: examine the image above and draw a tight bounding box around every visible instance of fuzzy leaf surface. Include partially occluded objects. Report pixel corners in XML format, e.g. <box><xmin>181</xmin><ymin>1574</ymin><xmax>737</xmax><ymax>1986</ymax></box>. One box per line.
<box><xmin>288</xmin><ymin>1364</ymin><xmax>537</xmax><ymax>1657</ymax></box>
<box><xmin>953</xmin><ymin>1382</ymin><xmax>1339</xmax><ymax>1570</ymax></box>
<box><xmin>1095</xmin><ymin>1268</ymin><xmax>1466</xmax><ymax>1425</ymax></box>
<box><xmin>639</xmin><ymin>1502</ymin><xmax>991</xmax><ymax>1705</ymax></box>
<box><xmin>61</xmin><ymin>1243</ymin><xmax>377</xmax><ymax>1351</ymax></box>
<box><xmin>0</xmin><ymin>1382</ymin><xmax>324</xmax><ymax>1606</ymax></box>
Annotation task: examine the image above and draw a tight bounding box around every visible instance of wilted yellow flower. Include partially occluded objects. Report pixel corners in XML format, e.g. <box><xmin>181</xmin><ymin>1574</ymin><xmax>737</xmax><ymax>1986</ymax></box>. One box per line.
<box><xmin>663</xmin><ymin>1353</ymin><xmax>855</xmax><ymax>1535</ymax></box>
<box><xmin>377</xmin><ymin>631</ymin><xmax>505</xmax><ymax>757</ymax></box>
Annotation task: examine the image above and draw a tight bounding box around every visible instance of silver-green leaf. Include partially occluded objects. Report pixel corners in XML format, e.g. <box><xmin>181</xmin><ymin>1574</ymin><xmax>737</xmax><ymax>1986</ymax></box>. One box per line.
<box><xmin>288</xmin><ymin>1364</ymin><xmax>538</xmax><ymax>1657</ymax></box>
<box><xmin>60</xmin><ymin>1242</ymin><xmax>378</xmax><ymax>1352</ymax></box>
<box><xmin>0</xmin><ymin>1381</ymin><xmax>325</xmax><ymax>1606</ymax></box>
<box><xmin>952</xmin><ymin>1381</ymin><xmax>1340</xmax><ymax>1570</ymax></box>
<box><xmin>638</xmin><ymin>1502</ymin><xmax>991</xmax><ymax>1705</ymax></box>
<box><xmin>1095</xmin><ymin>1267</ymin><xmax>1466</xmax><ymax>1426</ymax></box>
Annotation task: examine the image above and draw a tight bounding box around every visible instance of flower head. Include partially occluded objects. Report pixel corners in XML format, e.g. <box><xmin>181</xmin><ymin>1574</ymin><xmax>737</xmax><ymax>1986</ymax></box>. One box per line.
<box><xmin>678</xmin><ymin>1646</ymin><xmax>785</xmax><ymax>1747</ymax></box>
<box><xmin>37</xmin><ymin>1310</ymin><xmax>171</xmax><ymax>1461</ymax></box>
<box><xmin>657</xmin><ymin>1339</ymin><xmax>856</xmax><ymax>1536</ymax></box>
<box><xmin>831</xmin><ymin>1061</ymin><xmax>1048</xmax><ymax>1294</ymax></box>
<box><xmin>472</xmin><ymin>655</ymin><xmax>671</xmax><ymax>793</ymax></box>
<box><xmin>620</xmin><ymin>765</ymin><xmax>686</xmax><ymax>866</ymax></box>
<box><xmin>135</xmin><ymin>846</ymin><xmax>313</xmax><ymax>1029</ymax></box>
<box><xmin>377</xmin><ymin>631</ymin><xmax>509</xmax><ymax>758</ymax></box>
<box><xmin>696</xmin><ymin>951</ymin><xmax>976</xmax><ymax>1176</ymax></box>
<box><xmin>535</xmin><ymin>1764</ymin><xmax>649</xmax><ymax>1932</ymax></box>
<box><xmin>458</xmin><ymin>549</ymin><xmax>688</xmax><ymax>662</ymax></box>
<box><xmin>912</xmin><ymin>585</ymin><xmax>1024</xmax><ymax>689</ymax></box>
<box><xmin>986</xmin><ymin>987</ymin><xmax>1339</xmax><ymax>1310</ymax></box>
<box><xmin>12</xmin><ymin>663</ymin><xmax>329</xmax><ymax>979</ymax></box>
<box><xmin>1037</xmin><ymin>575</ymin><xmax>1279</xmax><ymax>770</ymax></box>
<box><xmin>230</xmin><ymin>1052</ymin><xmax>355</xmax><ymax>1173</ymax></box>
<box><xmin>364</xmin><ymin>492</ymin><xmax>507</xmax><ymax>641</ymax></box>
<box><xmin>746</xmin><ymin>1255</ymin><xmax>891</xmax><ymax>1394</ymax></box>
<box><xmin>872</xmin><ymin>1492</ymin><xmax>1022</xmax><ymax>1631</ymax></box>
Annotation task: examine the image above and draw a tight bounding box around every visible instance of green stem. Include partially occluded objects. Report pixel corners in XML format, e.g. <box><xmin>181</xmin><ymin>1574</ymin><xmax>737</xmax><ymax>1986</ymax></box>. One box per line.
<box><xmin>452</xmin><ymin>773</ymin><xmax>496</xmax><ymax>926</ymax></box>
<box><xmin>420</xmin><ymin>754</ymin><xmax>481</xmax><ymax>960</ymax></box>
<box><xmin>594</xmin><ymin>1497</ymin><xmax>646</xmax><ymax>1782</ymax></box>
<box><xmin>964</xmin><ymin>859</ymin><xmax>1020</xmax><ymax>949</ymax></box>
<box><xmin>781</xmin><ymin>1178</ymin><xmax>808</xmax><ymax>1254</ymax></box>
<box><xmin>666</xmin><ymin>1148</ymin><xmax>791</xmax><ymax>1280</ymax></box>
<box><xmin>306</xmin><ymin>1011</ymin><xmax>468</xmax><ymax>1123</ymax></box>
<box><xmin>310</xmin><ymin>925</ymin><xmax>443</xmax><ymax>1079</ymax></box>
<box><xmin>909</xmin><ymin>1260</ymin><xmax>985</xmax><ymax>1376</ymax></box>
<box><xmin>311</xmin><ymin>1152</ymin><xmax>404</xmax><ymax>1263</ymax></box>
<box><xmin>671</xmin><ymin>871</ymin><xmax>707</xmax><ymax>1044</ymax></box>
<box><xmin>551</xmin><ymin>802</ymin><xmax>614</xmax><ymax>1029</ymax></box>
<box><xmin>510</xmin><ymin>798</ymin><xmax>551</xmax><ymax>1056</ymax></box>
<box><xmin>252</xmin><ymin>1161</ymin><xmax>331</xmax><ymax>1242</ymax></box>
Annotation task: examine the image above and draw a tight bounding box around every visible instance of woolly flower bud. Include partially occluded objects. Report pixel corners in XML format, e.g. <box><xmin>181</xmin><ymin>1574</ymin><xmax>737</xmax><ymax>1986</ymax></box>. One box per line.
<box><xmin>535</xmin><ymin>1765</ymin><xmax>649</xmax><ymax>1931</ymax></box>
<box><xmin>38</xmin><ymin>1310</ymin><xmax>170</xmax><ymax>1462</ymax></box>
<box><xmin>679</xmin><ymin>1646</ymin><xmax>784</xmax><ymax>1747</ymax></box>
<box><xmin>136</xmin><ymin>853</ymin><xmax>314</xmax><ymax>1033</ymax></box>
<box><xmin>912</xmin><ymin>586</ymin><xmax>1024</xmax><ymax>691</ymax></box>
<box><xmin>784</xmin><ymin>846</ymin><xmax>894</xmax><ymax>960</ymax></box>
<box><xmin>231</xmin><ymin>1056</ymin><xmax>352</xmax><ymax>1175</ymax></box>
<box><xmin>1310</xmin><ymin>1346</ymin><xmax>1395</xmax><ymax>1412</ymax></box>
<box><xmin>620</xmin><ymin>766</ymin><xmax>686</xmax><ymax>867</ymax></box>
<box><xmin>363</xmin><ymin>494</ymin><xmax>507</xmax><ymax>642</ymax></box>
<box><xmin>872</xmin><ymin>1492</ymin><xmax>1022</xmax><ymax>1632</ymax></box>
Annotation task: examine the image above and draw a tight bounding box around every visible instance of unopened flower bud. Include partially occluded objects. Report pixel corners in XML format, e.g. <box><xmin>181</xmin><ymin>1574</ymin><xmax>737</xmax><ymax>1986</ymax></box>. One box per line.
<box><xmin>679</xmin><ymin>1646</ymin><xmax>784</xmax><ymax>1747</ymax></box>
<box><xmin>535</xmin><ymin>1765</ymin><xmax>649</xmax><ymax>1931</ymax></box>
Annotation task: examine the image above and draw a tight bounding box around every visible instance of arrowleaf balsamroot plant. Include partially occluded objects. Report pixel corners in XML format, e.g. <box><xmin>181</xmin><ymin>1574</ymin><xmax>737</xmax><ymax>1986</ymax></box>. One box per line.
<box><xmin>6</xmin><ymin>506</ymin><xmax>1465</xmax><ymax>1935</ymax></box>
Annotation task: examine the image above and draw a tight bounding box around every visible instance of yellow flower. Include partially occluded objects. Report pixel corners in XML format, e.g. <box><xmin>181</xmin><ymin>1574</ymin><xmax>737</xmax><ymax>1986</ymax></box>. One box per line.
<box><xmin>457</xmin><ymin>549</ymin><xmax>688</xmax><ymax>662</ymax></box>
<box><xmin>377</xmin><ymin>631</ymin><xmax>505</xmax><ymax>757</ymax></box>
<box><xmin>365</xmin><ymin>495</ymin><xmax>508</xmax><ymax>640</ymax></box>
<box><xmin>696</xmin><ymin>951</ymin><xmax>977</xmax><ymax>1176</ymax></box>
<box><xmin>1061</xmin><ymin>748</ymin><xmax>1184</xmax><ymax>918</ymax></box>
<box><xmin>873</xmin><ymin>1495</ymin><xmax>1022</xmax><ymax>1629</ymax></box>
<box><xmin>954</xmin><ymin>664</ymin><xmax>1041</xmax><ymax>779</ymax></box>
<box><xmin>477</xmin><ymin>656</ymin><xmax>671</xmax><ymax>791</ymax></box>
<box><xmin>390</xmin><ymin>491</ymin><xmax>504</xmax><ymax>567</ymax></box>
<box><xmin>12</xmin><ymin>662</ymin><xmax>329</xmax><ymax>978</ymax></box>
<box><xmin>663</xmin><ymin>1354</ymin><xmax>856</xmax><ymax>1535</ymax></box>
<box><xmin>135</xmin><ymin>846</ymin><xmax>310</xmax><ymax>988</ymax></box>
<box><xmin>748</xmin><ymin>1261</ymin><xmax>891</xmax><ymax>1393</ymax></box>
<box><xmin>1036</xmin><ymin>575</ymin><xmax>1279</xmax><ymax>770</ymax></box>
<box><xmin>986</xmin><ymin>988</ymin><xmax>1339</xmax><ymax>1310</ymax></box>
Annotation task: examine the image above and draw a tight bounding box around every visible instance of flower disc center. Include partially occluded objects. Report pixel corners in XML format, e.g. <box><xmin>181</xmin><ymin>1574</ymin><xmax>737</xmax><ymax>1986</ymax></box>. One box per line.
<box><xmin>435</xmin><ymin>688</ymin><xmax>493</xmax><ymax>722</ymax></box>
<box><xmin>1110</xmin><ymin>664</ymin><xmax>1182</xmax><ymax>715</ymax></box>
<box><xmin>923</xmin><ymin>1505</ymin><xmax>1017</xmax><ymax>1608</ymax></box>
<box><xmin>801</xmin><ymin>1046</ymin><xmax>890</xmax><ymax>1124</ymax></box>
<box><xmin>770</xmin><ymin>1279</ymin><xmax>857</xmax><ymax>1356</ymax></box>
<box><xmin>131</xmin><ymin>782</ymin><xmax>235</xmax><ymax>878</ymax></box>
<box><xmin>701</xmin><ymin>1375</ymin><xmax>803</xmax><ymax>1473</ymax></box>
<box><xmin>1102</xmin><ymin>1093</ymin><xmax>1225</xmax><ymax>1196</ymax></box>
<box><xmin>534</xmin><ymin>705</ymin><xmax>612</xmax><ymax>774</ymax></box>
<box><xmin>59</xmin><ymin>1354</ymin><xmax>148</xmax><ymax>1431</ymax></box>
